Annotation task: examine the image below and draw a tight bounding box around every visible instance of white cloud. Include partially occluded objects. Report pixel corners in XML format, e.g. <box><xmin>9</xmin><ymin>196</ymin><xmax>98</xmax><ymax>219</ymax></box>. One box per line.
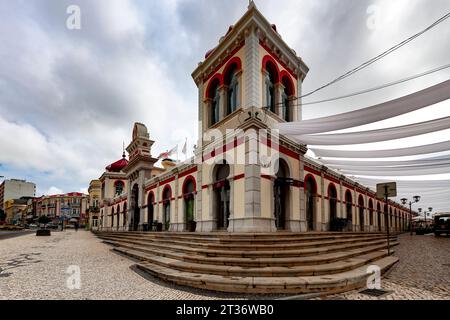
<box><xmin>44</xmin><ymin>186</ymin><xmax>64</xmax><ymax>196</ymax></box>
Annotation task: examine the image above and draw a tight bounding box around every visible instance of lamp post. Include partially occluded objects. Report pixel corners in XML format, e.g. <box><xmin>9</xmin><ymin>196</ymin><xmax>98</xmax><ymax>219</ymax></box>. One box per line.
<box><xmin>401</xmin><ymin>196</ymin><xmax>421</xmax><ymax>236</ymax></box>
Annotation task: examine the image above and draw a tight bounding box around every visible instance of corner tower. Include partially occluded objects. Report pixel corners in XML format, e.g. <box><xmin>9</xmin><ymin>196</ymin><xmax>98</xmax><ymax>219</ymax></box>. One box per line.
<box><xmin>191</xmin><ymin>3</ymin><xmax>310</xmax><ymax>232</ymax></box>
<box><xmin>123</xmin><ymin>123</ymin><xmax>158</xmax><ymax>231</ymax></box>
<box><xmin>192</xmin><ymin>1</ymin><xmax>309</xmax><ymax>139</ymax></box>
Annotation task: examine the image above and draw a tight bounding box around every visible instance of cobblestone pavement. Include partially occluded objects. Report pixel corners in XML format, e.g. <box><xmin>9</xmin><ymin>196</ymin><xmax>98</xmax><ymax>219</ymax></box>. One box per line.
<box><xmin>1</xmin><ymin>231</ymin><xmax>448</xmax><ymax>300</ymax></box>
<box><xmin>321</xmin><ymin>233</ymin><xmax>450</xmax><ymax>300</ymax></box>
<box><xmin>0</xmin><ymin>230</ymin><xmax>275</xmax><ymax>300</ymax></box>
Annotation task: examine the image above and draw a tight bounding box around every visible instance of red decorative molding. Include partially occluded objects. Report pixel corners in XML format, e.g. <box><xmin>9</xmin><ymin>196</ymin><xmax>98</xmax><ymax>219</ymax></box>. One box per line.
<box><xmin>259</xmin><ymin>40</ymin><xmax>299</xmax><ymax>80</ymax></box>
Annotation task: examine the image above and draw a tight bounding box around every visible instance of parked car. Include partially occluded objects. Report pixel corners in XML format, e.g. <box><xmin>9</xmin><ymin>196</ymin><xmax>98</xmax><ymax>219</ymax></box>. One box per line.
<box><xmin>434</xmin><ymin>213</ymin><xmax>450</xmax><ymax>236</ymax></box>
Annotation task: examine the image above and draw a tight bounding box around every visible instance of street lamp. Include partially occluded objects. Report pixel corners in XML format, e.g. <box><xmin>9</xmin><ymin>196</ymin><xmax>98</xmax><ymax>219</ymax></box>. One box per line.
<box><xmin>401</xmin><ymin>196</ymin><xmax>421</xmax><ymax>236</ymax></box>
<box><xmin>427</xmin><ymin>207</ymin><xmax>433</xmax><ymax>223</ymax></box>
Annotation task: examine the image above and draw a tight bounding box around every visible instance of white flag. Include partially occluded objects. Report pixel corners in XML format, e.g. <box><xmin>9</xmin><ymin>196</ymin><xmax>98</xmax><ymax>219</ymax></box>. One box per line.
<box><xmin>168</xmin><ymin>145</ymin><xmax>178</xmax><ymax>158</ymax></box>
<box><xmin>182</xmin><ymin>139</ymin><xmax>187</xmax><ymax>155</ymax></box>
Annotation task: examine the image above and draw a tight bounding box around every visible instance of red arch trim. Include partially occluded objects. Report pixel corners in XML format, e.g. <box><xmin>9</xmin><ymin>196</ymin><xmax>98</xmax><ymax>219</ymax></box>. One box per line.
<box><xmin>205</xmin><ymin>74</ymin><xmax>222</xmax><ymax>99</ymax></box>
<box><xmin>114</xmin><ymin>180</ymin><xmax>125</xmax><ymax>186</ymax></box>
<box><xmin>262</xmin><ymin>55</ymin><xmax>280</xmax><ymax>83</ymax></box>
<box><xmin>327</xmin><ymin>183</ymin><xmax>337</xmax><ymax>199</ymax></box>
<box><xmin>345</xmin><ymin>189</ymin><xmax>353</xmax><ymax>204</ymax></box>
<box><xmin>358</xmin><ymin>194</ymin><xmax>364</xmax><ymax>206</ymax></box>
<box><xmin>304</xmin><ymin>174</ymin><xmax>317</xmax><ymax>194</ymax></box>
<box><xmin>280</xmin><ymin>70</ymin><xmax>295</xmax><ymax>96</ymax></box>
<box><xmin>205</xmin><ymin>56</ymin><xmax>243</xmax><ymax>99</ymax></box>
<box><xmin>182</xmin><ymin>175</ymin><xmax>197</xmax><ymax>195</ymax></box>
<box><xmin>222</xmin><ymin>57</ymin><xmax>242</xmax><ymax>84</ymax></box>
<box><xmin>147</xmin><ymin>191</ymin><xmax>155</xmax><ymax>205</ymax></box>
<box><xmin>162</xmin><ymin>184</ymin><xmax>172</xmax><ymax>200</ymax></box>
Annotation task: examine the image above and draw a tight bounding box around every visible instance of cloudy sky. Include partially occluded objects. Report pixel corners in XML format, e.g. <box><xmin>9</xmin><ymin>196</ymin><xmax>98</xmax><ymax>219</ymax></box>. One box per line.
<box><xmin>0</xmin><ymin>0</ymin><xmax>449</xmax><ymax>211</ymax></box>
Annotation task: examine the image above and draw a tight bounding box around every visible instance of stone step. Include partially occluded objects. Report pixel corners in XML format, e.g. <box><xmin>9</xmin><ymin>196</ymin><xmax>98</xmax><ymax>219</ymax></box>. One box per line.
<box><xmin>114</xmin><ymin>245</ymin><xmax>392</xmax><ymax>277</ymax></box>
<box><xmin>109</xmin><ymin>239</ymin><xmax>398</xmax><ymax>267</ymax></box>
<box><xmin>133</xmin><ymin>255</ymin><xmax>399</xmax><ymax>294</ymax></box>
<box><xmin>97</xmin><ymin>233</ymin><xmax>396</xmax><ymax>251</ymax></box>
<box><xmin>98</xmin><ymin>234</ymin><xmax>397</xmax><ymax>259</ymax></box>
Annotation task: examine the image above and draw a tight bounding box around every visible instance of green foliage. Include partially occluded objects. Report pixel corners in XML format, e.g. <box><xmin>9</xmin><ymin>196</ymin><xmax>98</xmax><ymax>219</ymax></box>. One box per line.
<box><xmin>38</xmin><ymin>215</ymin><xmax>51</xmax><ymax>224</ymax></box>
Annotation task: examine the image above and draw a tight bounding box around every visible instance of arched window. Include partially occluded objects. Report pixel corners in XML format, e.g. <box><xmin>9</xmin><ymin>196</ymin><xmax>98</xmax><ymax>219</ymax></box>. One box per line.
<box><xmin>116</xmin><ymin>205</ymin><xmax>120</xmax><ymax>228</ymax></box>
<box><xmin>163</xmin><ymin>186</ymin><xmax>172</xmax><ymax>231</ymax></box>
<box><xmin>123</xmin><ymin>202</ymin><xmax>127</xmax><ymax>227</ymax></box>
<box><xmin>264</xmin><ymin>61</ymin><xmax>278</xmax><ymax>113</ymax></box>
<box><xmin>369</xmin><ymin>199</ymin><xmax>374</xmax><ymax>226</ymax></box>
<box><xmin>224</xmin><ymin>64</ymin><xmax>240</xmax><ymax>115</ymax></box>
<box><xmin>281</xmin><ymin>75</ymin><xmax>294</xmax><ymax>122</ymax></box>
<box><xmin>377</xmin><ymin>202</ymin><xmax>382</xmax><ymax>231</ymax></box>
<box><xmin>183</xmin><ymin>178</ymin><xmax>196</xmax><ymax>232</ymax></box>
<box><xmin>115</xmin><ymin>181</ymin><xmax>124</xmax><ymax>196</ymax></box>
<box><xmin>345</xmin><ymin>190</ymin><xmax>353</xmax><ymax>223</ymax></box>
<box><xmin>305</xmin><ymin>175</ymin><xmax>316</xmax><ymax>231</ymax></box>
<box><xmin>111</xmin><ymin>207</ymin><xmax>114</xmax><ymax>228</ymax></box>
<box><xmin>208</xmin><ymin>79</ymin><xmax>221</xmax><ymax>126</ymax></box>
<box><xmin>274</xmin><ymin>159</ymin><xmax>290</xmax><ymax>230</ymax></box>
<box><xmin>358</xmin><ymin>195</ymin><xmax>365</xmax><ymax>231</ymax></box>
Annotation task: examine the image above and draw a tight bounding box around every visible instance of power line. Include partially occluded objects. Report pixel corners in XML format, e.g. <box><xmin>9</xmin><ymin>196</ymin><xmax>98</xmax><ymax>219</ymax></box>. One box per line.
<box><xmin>299</xmin><ymin>11</ymin><xmax>450</xmax><ymax>99</ymax></box>
<box><xmin>302</xmin><ymin>63</ymin><xmax>450</xmax><ymax>106</ymax></box>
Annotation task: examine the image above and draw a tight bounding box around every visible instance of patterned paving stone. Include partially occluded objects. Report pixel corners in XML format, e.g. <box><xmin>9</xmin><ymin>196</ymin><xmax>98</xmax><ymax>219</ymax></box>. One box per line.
<box><xmin>319</xmin><ymin>233</ymin><xmax>450</xmax><ymax>300</ymax></box>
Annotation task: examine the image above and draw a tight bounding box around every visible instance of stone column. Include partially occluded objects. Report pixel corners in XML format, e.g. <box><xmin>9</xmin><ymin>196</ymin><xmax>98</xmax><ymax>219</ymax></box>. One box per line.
<box><xmin>243</xmin><ymin>27</ymin><xmax>260</xmax><ymax>109</ymax></box>
<box><xmin>320</xmin><ymin>172</ymin><xmax>326</xmax><ymax>231</ymax></box>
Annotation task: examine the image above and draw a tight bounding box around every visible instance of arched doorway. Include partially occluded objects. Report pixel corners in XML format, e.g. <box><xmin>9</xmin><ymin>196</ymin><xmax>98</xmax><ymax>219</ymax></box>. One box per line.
<box><xmin>116</xmin><ymin>205</ymin><xmax>120</xmax><ymax>230</ymax></box>
<box><xmin>162</xmin><ymin>187</ymin><xmax>171</xmax><ymax>231</ymax></box>
<box><xmin>358</xmin><ymin>195</ymin><xmax>365</xmax><ymax>231</ymax></box>
<box><xmin>111</xmin><ymin>207</ymin><xmax>114</xmax><ymax>229</ymax></box>
<box><xmin>345</xmin><ymin>190</ymin><xmax>353</xmax><ymax>227</ymax></box>
<box><xmin>369</xmin><ymin>200</ymin><xmax>374</xmax><ymax>229</ymax></box>
<box><xmin>147</xmin><ymin>193</ymin><xmax>154</xmax><ymax>231</ymax></box>
<box><xmin>305</xmin><ymin>175</ymin><xmax>316</xmax><ymax>231</ymax></box>
<box><xmin>131</xmin><ymin>184</ymin><xmax>140</xmax><ymax>231</ymax></box>
<box><xmin>328</xmin><ymin>184</ymin><xmax>338</xmax><ymax>230</ymax></box>
<box><xmin>274</xmin><ymin>159</ymin><xmax>290</xmax><ymax>230</ymax></box>
<box><xmin>377</xmin><ymin>203</ymin><xmax>382</xmax><ymax>231</ymax></box>
<box><xmin>213</xmin><ymin>163</ymin><xmax>231</xmax><ymax>230</ymax></box>
<box><xmin>183</xmin><ymin>178</ymin><xmax>196</xmax><ymax>232</ymax></box>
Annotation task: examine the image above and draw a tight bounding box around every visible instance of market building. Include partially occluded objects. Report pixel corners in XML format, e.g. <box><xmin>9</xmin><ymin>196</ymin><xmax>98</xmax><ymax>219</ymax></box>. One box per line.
<box><xmin>0</xmin><ymin>179</ymin><xmax>36</xmax><ymax>211</ymax></box>
<box><xmin>97</xmin><ymin>2</ymin><xmax>412</xmax><ymax>234</ymax></box>
<box><xmin>36</xmin><ymin>193</ymin><xmax>88</xmax><ymax>225</ymax></box>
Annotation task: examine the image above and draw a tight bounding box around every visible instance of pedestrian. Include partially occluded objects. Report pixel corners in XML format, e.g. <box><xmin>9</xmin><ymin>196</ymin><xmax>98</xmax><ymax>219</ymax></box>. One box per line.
<box><xmin>75</xmin><ymin>222</ymin><xmax>79</xmax><ymax>232</ymax></box>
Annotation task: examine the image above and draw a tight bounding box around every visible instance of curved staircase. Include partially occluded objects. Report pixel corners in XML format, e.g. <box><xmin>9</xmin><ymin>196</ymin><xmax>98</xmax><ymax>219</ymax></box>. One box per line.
<box><xmin>95</xmin><ymin>231</ymin><xmax>399</xmax><ymax>294</ymax></box>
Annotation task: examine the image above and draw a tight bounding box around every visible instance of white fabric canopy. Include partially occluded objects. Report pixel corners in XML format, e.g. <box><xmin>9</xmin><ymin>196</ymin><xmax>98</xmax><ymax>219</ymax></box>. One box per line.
<box><xmin>339</xmin><ymin>164</ymin><xmax>450</xmax><ymax>176</ymax></box>
<box><xmin>292</xmin><ymin>116</ymin><xmax>450</xmax><ymax>145</ymax></box>
<box><xmin>311</xmin><ymin>140</ymin><xmax>450</xmax><ymax>158</ymax></box>
<box><xmin>321</xmin><ymin>157</ymin><xmax>450</xmax><ymax>167</ymax></box>
<box><xmin>276</xmin><ymin>80</ymin><xmax>450</xmax><ymax>136</ymax></box>
<box><xmin>352</xmin><ymin>178</ymin><xmax>450</xmax><ymax>189</ymax></box>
